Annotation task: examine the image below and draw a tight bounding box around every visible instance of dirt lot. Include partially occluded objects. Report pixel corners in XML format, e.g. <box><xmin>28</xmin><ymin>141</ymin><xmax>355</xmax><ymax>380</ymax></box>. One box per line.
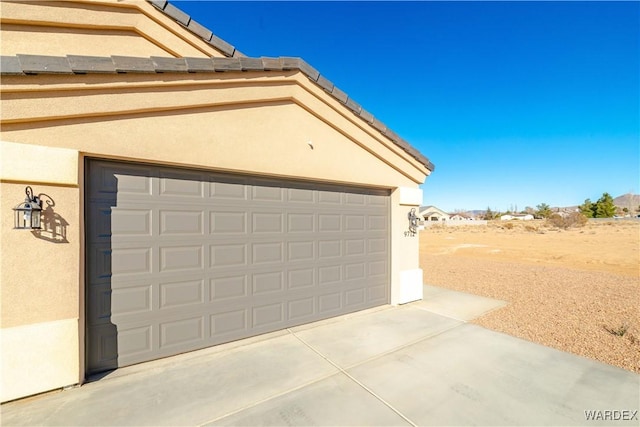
<box><xmin>420</xmin><ymin>219</ymin><xmax>640</xmax><ymax>373</ymax></box>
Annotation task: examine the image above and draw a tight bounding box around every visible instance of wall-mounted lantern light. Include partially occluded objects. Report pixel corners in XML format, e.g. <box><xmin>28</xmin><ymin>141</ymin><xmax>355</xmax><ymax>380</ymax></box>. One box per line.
<box><xmin>408</xmin><ymin>208</ymin><xmax>419</xmax><ymax>235</ymax></box>
<box><xmin>13</xmin><ymin>186</ymin><xmax>42</xmax><ymax>230</ymax></box>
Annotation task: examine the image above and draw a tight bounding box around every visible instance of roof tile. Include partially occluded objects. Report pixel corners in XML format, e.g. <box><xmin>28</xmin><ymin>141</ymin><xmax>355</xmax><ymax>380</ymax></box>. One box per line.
<box><xmin>316</xmin><ymin>75</ymin><xmax>334</xmax><ymax>93</ymax></box>
<box><xmin>359</xmin><ymin>109</ymin><xmax>374</xmax><ymax>124</ymax></box>
<box><xmin>67</xmin><ymin>55</ymin><xmax>116</xmax><ymax>73</ymax></box>
<box><xmin>239</xmin><ymin>57</ymin><xmax>265</xmax><ymax>71</ymax></box>
<box><xmin>184</xmin><ymin>57</ymin><xmax>215</xmax><ymax>72</ymax></box>
<box><xmin>208</xmin><ymin>34</ymin><xmax>235</xmax><ymax>57</ymax></box>
<box><xmin>112</xmin><ymin>56</ymin><xmax>156</xmax><ymax>73</ymax></box>
<box><xmin>0</xmin><ymin>56</ymin><xmax>24</xmax><ymax>75</ymax></box>
<box><xmin>371</xmin><ymin>118</ymin><xmax>387</xmax><ymax>133</ymax></box>
<box><xmin>212</xmin><ymin>57</ymin><xmax>242</xmax><ymax>72</ymax></box>
<box><xmin>280</xmin><ymin>57</ymin><xmax>300</xmax><ymax>70</ymax></box>
<box><xmin>261</xmin><ymin>57</ymin><xmax>283</xmax><ymax>71</ymax></box>
<box><xmin>345</xmin><ymin>98</ymin><xmax>362</xmax><ymax>114</ymax></box>
<box><xmin>187</xmin><ymin>19</ymin><xmax>213</xmax><ymax>41</ymax></box>
<box><xmin>151</xmin><ymin>56</ymin><xmax>188</xmax><ymax>72</ymax></box>
<box><xmin>163</xmin><ymin>3</ymin><xmax>190</xmax><ymax>26</ymax></box>
<box><xmin>330</xmin><ymin>86</ymin><xmax>348</xmax><ymax>104</ymax></box>
<box><xmin>298</xmin><ymin>59</ymin><xmax>320</xmax><ymax>81</ymax></box>
<box><xmin>17</xmin><ymin>54</ymin><xmax>73</xmax><ymax>74</ymax></box>
<box><xmin>149</xmin><ymin>0</ymin><xmax>167</xmax><ymax>10</ymax></box>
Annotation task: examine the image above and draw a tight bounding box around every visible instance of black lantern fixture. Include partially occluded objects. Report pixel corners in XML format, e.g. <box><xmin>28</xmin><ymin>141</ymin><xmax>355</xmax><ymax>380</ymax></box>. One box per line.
<box><xmin>13</xmin><ymin>186</ymin><xmax>43</xmax><ymax>229</ymax></box>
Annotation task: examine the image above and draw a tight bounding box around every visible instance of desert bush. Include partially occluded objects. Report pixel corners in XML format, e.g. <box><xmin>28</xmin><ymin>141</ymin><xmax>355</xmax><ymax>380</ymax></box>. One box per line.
<box><xmin>503</xmin><ymin>222</ymin><xmax>514</xmax><ymax>230</ymax></box>
<box><xmin>524</xmin><ymin>224</ymin><xmax>537</xmax><ymax>232</ymax></box>
<box><xmin>546</xmin><ymin>212</ymin><xmax>588</xmax><ymax>229</ymax></box>
<box><xmin>604</xmin><ymin>322</ymin><xmax>630</xmax><ymax>337</ymax></box>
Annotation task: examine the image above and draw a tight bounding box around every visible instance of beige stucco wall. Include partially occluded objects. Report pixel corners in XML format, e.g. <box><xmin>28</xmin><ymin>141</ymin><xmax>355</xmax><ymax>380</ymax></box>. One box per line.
<box><xmin>0</xmin><ymin>0</ymin><xmax>431</xmax><ymax>402</ymax></box>
<box><xmin>0</xmin><ymin>70</ymin><xmax>428</xmax><ymax>400</ymax></box>
<box><xmin>0</xmin><ymin>0</ymin><xmax>227</xmax><ymax>58</ymax></box>
<box><xmin>1</xmin><ymin>72</ymin><xmax>427</xmax><ymax>186</ymax></box>
<box><xmin>0</xmin><ymin>143</ymin><xmax>82</xmax><ymax>402</ymax></box>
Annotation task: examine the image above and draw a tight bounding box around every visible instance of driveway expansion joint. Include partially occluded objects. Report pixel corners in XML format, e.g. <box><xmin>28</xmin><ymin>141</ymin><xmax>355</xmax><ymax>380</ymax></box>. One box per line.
<box><xmin>289</xmin><ymin>327</ymin><xmax>421</xmax><ymax>427</ymax></box>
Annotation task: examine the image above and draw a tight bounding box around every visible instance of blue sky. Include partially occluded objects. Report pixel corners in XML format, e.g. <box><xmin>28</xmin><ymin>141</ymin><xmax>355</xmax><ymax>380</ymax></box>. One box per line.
<box><xmin>174</xmin><ymin>1</ymin><xmax>639</xmax><ymax>212</ymax></box>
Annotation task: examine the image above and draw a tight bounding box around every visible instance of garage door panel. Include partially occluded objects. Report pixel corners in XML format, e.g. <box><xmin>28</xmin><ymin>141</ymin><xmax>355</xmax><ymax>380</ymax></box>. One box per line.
<box><xmin>88</xmin><ymin>164</ymin><xmax>152</xmax><ymax>198</ymax></box>
<box><xmin>318</xmin><ymin>190</ymin><xmax>341</xmax><ymax>204</ymax></box>
<box><xmin>287</xmin><ymin>268</ymin><xmax>315</xmax><ymax>290</ymax></box>
<box><xmin>368</xmin><ymin>285</ymin><xmax>388</xmax><ymax>303</ymax></box>
<box><xmin>209</xmin><ymin>243</ymin><xmax>247</xmax><ymax>268</ymax></box>
<box><xmin>118</xmin><ymin>325</ymin><xmax>153</xmax><ymax>356</ymax></box>
<box><xmin>158</xmin><ymin>245</ymin><xmax>204</xmax><ymax>272</ymax></box>
<box><xmin>318</xmin><ymin>265</ymin><xmax>342</xmax><ymax>285</ymax></box>
<box><xmin>287</xmin><ymin>213</ymin><xmax>315</xmax><ymax>232</ymax></box>
<box><xmin>252</xmin><ymin>302</ymin><xmax>285</xmax><ymax>328</ymax></box>
<box><xmin>159</xmin><ymin>279</ymin><xmax>205</xmax><ymax>309</ymax></box>
<box><xmin>159</xmin><ymin>210</ymin><xmax>204</xmax><ymax>235</ymax></box>
<box><xmin>111</xmin><ymin>247</ymin><xmax>152</xmax><ymax>276</ymax></box>
<box><xmin>287</xmin><ymin>241</ymin><xmax>314</xmax><ymax>262</ymax></box>
<box><xmin>252</xmin><ymin>242</ymin><xmax>284</xmax><ymax>264</ymax></box>
<box><xmin>210</xmin><ymin>275</ymin><xmax>248</xmax><ymax>300</ymax></box>
<box><xmin>251</xmin><ymin>212</ymin><xmax>284</xmax><ymax>233</ymax></box>
<box><xmin>159</xmin><ymin>175</ymin><xmax>205</xmax><ymax>198</ymax></box>
<box><xmin>210</xmin><ymin>210</ymin><xmax>247</xmax><ymax>234</ymax></box>
<box><xmin>87</xmin><ymin>284</ymin><xmax>112</xmax><ymax>323</ymax></box>
<box><xmin>344</xmin><ymin>215</ymin><xmax>366</xmax><ymax>231</ymax></box>
<box><xmin>159</xmin><ymin>316</ymin><xmax>205</xmax><ymax>349</ymax></box>
<box><xmin>368</xmin><ymin>215</ymin><xmax>388</xmax><ymax>231</ymax></box>
<box><xmin>210</xmin><ymin>309</ymin><xmax>248</xmax><ymax>338</ymax></box>
<box><xmin>318</xmin><ymin>240</ymin><xmax>342</xmax><ymax>259</ymax></box>
<box><xmin>252</xmin><ymin>271</ymin><xmax>284</xmax><ymax>295</ymax></box>
<box><xmin>288</xmin><ymin>297</ymin><xmax>316</xmax><ymax>320</ymax></box>
<box><xmin>210</xmin><ymin>180</ymin><xmax>248</xmax><ymax>200</ymax></box>
<box><xmin>318</xmin><ymin>214</ymin><xmax>341</xmax><ymax>232</ymax></box>
<box><xmin>251</xmin><ymin>184</ymin><xmax>284</xmax><ymax>202</ymax></box>
<box><xmin>287</xmin><ymin>188</ymin><xmax>315</xmax><ymax>203</ymax></box>
<box><xmin>345</xmin><ymin>192</ymin><xmax>366</xmax><ymax>205</ymax></box>
<box><xmin>110</xmin><ymin>285</ymin><xmax>153</xmax><ymax>316</ymax></box>
<box><xmin>345</xmin><ymin>288</ymin><xmax>366</xmax><ymax>307</ymax></box>
<box><xmin>318</xmin><ymin>292</ymin><xmax>343</xmax><ymax>314</ymax></box>
<box><xmin>87</xmin><ymin>160</ymin><xmax>389</xmax><ymax>374</ymax></box>
<box><xmin>344</xmin><ymin>262</ymin><xmax>366</xmax><ymax>280</ymax></box>
<box><xmin>88</xmin><ymin>243</ymin><xmax>112</xmax><ymax>282</ymax></box>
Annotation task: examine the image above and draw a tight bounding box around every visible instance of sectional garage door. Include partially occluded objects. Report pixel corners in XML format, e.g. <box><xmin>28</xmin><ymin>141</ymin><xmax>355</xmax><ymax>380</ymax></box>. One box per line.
<box><xmin>86</xmin><ymin>160</ymin><xmax>390</xmax><ymax>374</ymax></box>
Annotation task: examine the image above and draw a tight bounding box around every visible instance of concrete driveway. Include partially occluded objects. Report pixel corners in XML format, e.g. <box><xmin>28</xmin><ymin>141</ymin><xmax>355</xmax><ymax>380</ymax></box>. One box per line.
<box><xmin>2</xmin><ymin>286</ymin><xmax>638</xmax><ymax>426</ymax></box>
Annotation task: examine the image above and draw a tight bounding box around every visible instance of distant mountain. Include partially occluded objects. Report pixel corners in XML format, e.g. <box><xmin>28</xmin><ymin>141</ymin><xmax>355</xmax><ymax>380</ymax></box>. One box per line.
<box><xmin>613</xmin><ymin>193</ymin><xmax>640</xmax><ymax>210</ymax></box>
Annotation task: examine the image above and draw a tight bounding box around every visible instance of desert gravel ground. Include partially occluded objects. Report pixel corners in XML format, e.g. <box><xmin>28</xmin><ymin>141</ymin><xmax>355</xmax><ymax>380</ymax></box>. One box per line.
<box><xmin>420</xmin><ymin>219</ymin><xmax>639</xmax><ymax>373</ymax></box>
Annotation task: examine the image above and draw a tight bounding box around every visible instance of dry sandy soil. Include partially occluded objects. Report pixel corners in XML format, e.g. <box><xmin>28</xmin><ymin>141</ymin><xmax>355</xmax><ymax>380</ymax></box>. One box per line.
<box><xmin>420</xmin><ymin>219</ymin><xmax>639</xmax><ymax>373</ymax></box>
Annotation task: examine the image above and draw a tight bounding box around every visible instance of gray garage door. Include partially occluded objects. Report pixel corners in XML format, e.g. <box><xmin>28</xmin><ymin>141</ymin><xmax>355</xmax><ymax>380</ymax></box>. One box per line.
<box><xmin>86</xmin><ymin>160</ymin><xmax>390</xmax><ymax>374</ymax></box>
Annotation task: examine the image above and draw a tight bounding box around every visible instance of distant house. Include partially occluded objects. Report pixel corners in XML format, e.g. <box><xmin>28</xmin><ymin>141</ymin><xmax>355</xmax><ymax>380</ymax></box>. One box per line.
<box><xmin>449</xmin><ymin>214</ymin><xmax>474</xmax><ymax>221</ymax></box>
<box><xmin>500</xmin><ymin>214</ymin><xmax>534</xmax><ymax>221</ymax></box>
<box><xmin>420</xmin><ymin>205</ymin><xmax>450</xmax><ymax>221</ymax></box>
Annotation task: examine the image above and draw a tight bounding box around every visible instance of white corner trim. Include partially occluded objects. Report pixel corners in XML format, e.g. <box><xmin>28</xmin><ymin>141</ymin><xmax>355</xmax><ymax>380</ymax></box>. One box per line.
<box><xmin>1</xmin><ymin>141</ymin><xmax>79</xmax><ymax>185</ymax></box>
<box><xmin>1</xmin><ymin>318</ymin><xmax>80</xmax><ymax>402</ymax></box>
<box><xmin>398</xmin><ymin>187</ymin><xmax>423</xmax><ymax>206</ymax></box>
<box><xmin>398</xmin><ymin>268</ymin><xmax>423</xmax><ymax>304</ymax></box>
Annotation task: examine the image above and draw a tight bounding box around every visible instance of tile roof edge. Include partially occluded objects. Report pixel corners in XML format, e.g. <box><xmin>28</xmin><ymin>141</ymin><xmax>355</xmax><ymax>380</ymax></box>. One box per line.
<box><xmin>148</xmin><ymin>0</ymin><xmax>238</xmax><ymax>58</ymax></box>
<box><xmin>0</xmin><ymin>53</ymin><xmax>434</xmax><ymax>172</ymax></box>
<box><xmin>146</xmin><ymin>0</ymin><xmax>433</xmax><ymax>171</ymax></box>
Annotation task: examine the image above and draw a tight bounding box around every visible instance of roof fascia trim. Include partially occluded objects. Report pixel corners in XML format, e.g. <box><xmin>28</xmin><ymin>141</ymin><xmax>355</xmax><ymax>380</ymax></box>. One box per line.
<box><xmin>0</xmin><ymin>52</ymin><xmax>434</xmax><ymax>172</ymax></box>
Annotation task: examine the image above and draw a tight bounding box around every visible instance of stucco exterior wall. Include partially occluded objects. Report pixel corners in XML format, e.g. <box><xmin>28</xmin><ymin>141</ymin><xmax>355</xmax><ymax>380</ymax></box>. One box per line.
<box><xmin>1</xmin><ymin>72</ymin><xmax>427</xmax><ymax>186</ymax></box>
<box><xmin>0</xmin><ymin>72</ymin><xmax>426</xmax><ymax>400</ymax></box>
<box><xmin>0</xmin><ymin>0</ymin><xmax>228</xmax><ymax>58</ymax></box>
<box><xmin>0</xmin><ymin>0</ymin><xmax>431</xmax><ymax>402</ymax></box>
<box><xmin>0</xmin><ymin>143</ymin><xmax>82</xmax><ymax>402</ymax></box>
